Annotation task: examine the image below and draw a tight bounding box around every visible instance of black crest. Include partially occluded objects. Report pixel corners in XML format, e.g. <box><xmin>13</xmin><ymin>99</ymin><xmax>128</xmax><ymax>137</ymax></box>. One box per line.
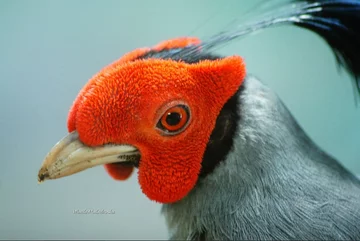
<box><xmin>152</xmin><ymin>0</ymin><xmax>360</xmax><ymax>96</ymax></box>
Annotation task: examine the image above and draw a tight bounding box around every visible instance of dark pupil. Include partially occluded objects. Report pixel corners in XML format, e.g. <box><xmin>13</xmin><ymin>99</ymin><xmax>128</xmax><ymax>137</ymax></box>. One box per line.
<box><xmin>166</xmin><ymin>112</ymin><xmax>182</xmax><ymax>126</ymax></box>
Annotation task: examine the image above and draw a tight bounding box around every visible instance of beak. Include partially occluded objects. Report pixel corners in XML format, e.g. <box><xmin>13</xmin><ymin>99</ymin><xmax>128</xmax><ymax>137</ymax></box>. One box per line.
<box><xmin>38</xmin><ymin>131</ymin><xmax>139</xmax><ymax>183</ymax></box>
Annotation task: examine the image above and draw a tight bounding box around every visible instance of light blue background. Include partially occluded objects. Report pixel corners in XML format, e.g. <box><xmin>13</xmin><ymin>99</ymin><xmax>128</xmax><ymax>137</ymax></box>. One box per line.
<box><xmin>1</xmin><ymin>0</ymin><xmax>359</xmax><ymax>239</ymax></box>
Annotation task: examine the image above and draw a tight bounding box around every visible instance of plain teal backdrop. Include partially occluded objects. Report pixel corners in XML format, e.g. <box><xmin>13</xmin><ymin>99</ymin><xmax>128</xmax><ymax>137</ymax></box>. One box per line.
<box><xmin>1</xmin><ymin>0</ymin><xmax>359</xmax><ymax>239</ymax></box>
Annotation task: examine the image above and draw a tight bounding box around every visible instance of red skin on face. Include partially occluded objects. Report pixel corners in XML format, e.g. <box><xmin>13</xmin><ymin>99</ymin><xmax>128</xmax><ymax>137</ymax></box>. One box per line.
<box><xmin>67</xmin><ymin>37</ymin><xmax>246</xmax><ymax>204</ymax></box>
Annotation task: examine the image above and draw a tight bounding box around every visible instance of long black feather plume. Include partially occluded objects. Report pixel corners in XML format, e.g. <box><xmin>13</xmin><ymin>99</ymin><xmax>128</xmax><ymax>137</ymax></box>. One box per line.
<box><xmin>162</xmin><ymin>0</ymin><xmax>360</xmax><ymax>96</ymax></box>
<box><xmin>292</xmin><ymin>0</ymin><xmax>360</xmax><ymax>94</ymax></box>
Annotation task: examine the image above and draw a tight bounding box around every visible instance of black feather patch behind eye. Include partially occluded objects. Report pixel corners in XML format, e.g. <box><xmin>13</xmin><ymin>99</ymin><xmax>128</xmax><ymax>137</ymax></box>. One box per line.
<box><xmin>292</xmin><ymin>0</ymin><xmax>360</xmax><ymax>94</ymax></box>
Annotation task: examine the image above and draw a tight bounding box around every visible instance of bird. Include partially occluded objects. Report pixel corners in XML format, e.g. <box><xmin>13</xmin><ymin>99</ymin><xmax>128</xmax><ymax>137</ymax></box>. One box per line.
<box><xmin>38</xmin><ymin>0</ymin><xmax>360</xmax><ymax>240</ymax></box>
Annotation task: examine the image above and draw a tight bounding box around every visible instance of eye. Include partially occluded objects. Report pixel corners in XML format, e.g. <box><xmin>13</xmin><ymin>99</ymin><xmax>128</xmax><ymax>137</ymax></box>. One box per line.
<box><xmin>157</xmin><ymin>105</ymin><xmax>190</xmax><ymax>135</ymax></box>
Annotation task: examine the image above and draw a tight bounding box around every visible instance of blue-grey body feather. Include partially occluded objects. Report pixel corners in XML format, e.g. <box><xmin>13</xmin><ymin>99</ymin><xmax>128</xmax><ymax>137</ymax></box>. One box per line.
<box><xmin>158</xmin><ymin>0</ymin><xmax>360</xmax><ymax>239</ymax></box>
<box><xmin>162</xmin><ymin>76</ymin><xmax>360</xmax><ymax>240</ymax></box>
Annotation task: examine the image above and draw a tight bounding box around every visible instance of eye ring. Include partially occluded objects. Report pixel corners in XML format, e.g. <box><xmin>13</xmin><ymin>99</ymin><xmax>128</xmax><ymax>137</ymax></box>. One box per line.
<box><xmin>156</xmin><ymin>105</ymin><xmax>191</xmax><ymax>135</ymax></box>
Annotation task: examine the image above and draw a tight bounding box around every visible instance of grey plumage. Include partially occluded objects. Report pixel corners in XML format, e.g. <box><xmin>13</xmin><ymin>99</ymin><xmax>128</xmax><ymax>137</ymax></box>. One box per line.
<box><xmin>162</xmin><ymin>76</ymin><xmax>360</xmax><ymax>240</ymax></box>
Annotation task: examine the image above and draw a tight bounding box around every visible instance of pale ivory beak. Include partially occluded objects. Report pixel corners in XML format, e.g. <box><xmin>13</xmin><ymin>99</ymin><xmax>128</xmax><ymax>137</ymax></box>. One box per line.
<box><xmin>38</xmin><ymin>131</ymin><xmax>139</xmax><ymax>183</ymax></box>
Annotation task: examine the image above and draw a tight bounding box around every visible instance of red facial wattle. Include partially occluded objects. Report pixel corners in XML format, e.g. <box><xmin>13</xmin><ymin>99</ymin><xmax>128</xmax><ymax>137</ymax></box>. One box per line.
<box><xmin>66</xmin><ymin>37</ymin><xmax>246</xmax><ymax>203</ymax></box>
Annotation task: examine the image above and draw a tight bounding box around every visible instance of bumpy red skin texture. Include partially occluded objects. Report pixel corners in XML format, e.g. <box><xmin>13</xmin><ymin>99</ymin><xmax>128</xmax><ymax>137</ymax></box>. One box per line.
<box><xmin>67</xmin><ymin>37</ymin><xmax>246</xmax><ymax>204</ymax></box>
